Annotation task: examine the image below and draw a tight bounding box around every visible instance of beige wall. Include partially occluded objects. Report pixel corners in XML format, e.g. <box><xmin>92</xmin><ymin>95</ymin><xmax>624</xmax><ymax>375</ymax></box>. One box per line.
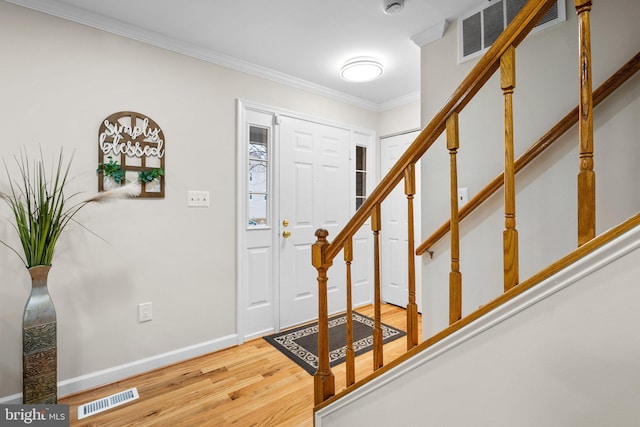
<box><xmin>376</xmin><ymin>100</ymin><xmax>421</xmax><ymax>138</ymax></box>
<box><xmin>0</xmin><ymin>2</ymin><xmax>420</xmax><ymax>399</ymax></box>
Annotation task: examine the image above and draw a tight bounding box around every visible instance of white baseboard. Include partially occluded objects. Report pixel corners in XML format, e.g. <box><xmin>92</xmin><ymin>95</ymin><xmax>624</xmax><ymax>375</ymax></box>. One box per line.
<box><xmin>0</xmin><ymin>334</ymin><xmax>238</xmax><ymax>404</ymax></box>
<box><xmin>243</xmin><ymin>328</ymin><xmax>274</xmax><ymax>342</ymax></box>
<box><xmin>0</xmin><ymin>393</ymin><xmax>22</xmax><ymax>404</ymax></box>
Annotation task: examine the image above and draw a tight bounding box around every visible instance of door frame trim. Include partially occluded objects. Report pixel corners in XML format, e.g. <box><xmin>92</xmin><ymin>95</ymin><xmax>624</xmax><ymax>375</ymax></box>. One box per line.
<box><xmin>236</xmin><ymin>99</ymin><xmax>376</xmax><ymax>343</ymax></box>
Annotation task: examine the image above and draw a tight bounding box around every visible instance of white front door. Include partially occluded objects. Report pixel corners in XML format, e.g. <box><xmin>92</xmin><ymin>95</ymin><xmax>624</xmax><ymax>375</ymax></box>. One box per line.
<box><xmin>380</xmin><ymin>131</ymin><xmax>422</xmax><ymax>311</ymax></box>
<box><xmin>238</xmin><ymin>101</ymin><xmax>374</xmax><ymax>342</ymax></box>
<box><xmin>278</xmin><ymin>116</ymin><xmax>349</xmax><ymax>328</ymax></box>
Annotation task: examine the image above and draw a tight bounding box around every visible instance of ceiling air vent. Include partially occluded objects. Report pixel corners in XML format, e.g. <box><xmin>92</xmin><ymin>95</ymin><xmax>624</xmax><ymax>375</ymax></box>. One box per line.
<box><xmin>77</xmin><ymin>387</ymin><xmax>139</xmax><ymax>419</ymax></box>
<box><xmin>459</xmin><ymin>0</ymin><xmax>566</xmax><ymax>62</ymax></box>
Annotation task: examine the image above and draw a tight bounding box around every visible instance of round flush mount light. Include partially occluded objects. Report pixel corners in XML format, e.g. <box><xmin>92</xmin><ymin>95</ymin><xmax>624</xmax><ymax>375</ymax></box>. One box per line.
<box><xmin>383</xmin><ymin>0</ymin><xmax>404</xmax><ymax>15</ymax></box>
<box><xmin>340</xmin><ymin>57</ymin><xmax>384</xmax><ymax>82</ymax></box>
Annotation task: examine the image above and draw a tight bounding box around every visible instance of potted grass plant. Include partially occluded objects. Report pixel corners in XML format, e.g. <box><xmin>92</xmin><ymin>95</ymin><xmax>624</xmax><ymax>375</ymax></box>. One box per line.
<box><xmin>0</xmin><ymin>148</ymin><xmax>140</xmax><ymax>404</ymax></box>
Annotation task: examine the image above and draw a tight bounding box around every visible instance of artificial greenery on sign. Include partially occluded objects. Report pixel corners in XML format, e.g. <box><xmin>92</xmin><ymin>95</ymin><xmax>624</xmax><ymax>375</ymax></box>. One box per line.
<box><xmin>96</xmin><ymin>156</ymin><xmax>125</xmax><ymax>183</ymax></box>
<box><xmin>97</xmin><ymin>156</ymin><xmax>163</xmax><ymax>185</ymax></box>
<box><xmin>0</xmin><ymin>149</ymin><xmax>140</xmax><ymax>267</ymax></box>
<box><xmin>138</xmin><ymin>168</ymin><xmax>164</xmax><ymax>183</ymax></box>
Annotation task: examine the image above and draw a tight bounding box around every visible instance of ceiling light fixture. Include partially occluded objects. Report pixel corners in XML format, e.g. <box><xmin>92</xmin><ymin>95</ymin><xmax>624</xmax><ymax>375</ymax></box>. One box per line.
<box><xmin>383</xmin><ymin>0</ymin><xmax>404</xmax><ymax>15</ymax></box>
<box><xmin>340</xmin><ymin>57</ymin><xmax>384</xmax><ymax>82</ymax></box>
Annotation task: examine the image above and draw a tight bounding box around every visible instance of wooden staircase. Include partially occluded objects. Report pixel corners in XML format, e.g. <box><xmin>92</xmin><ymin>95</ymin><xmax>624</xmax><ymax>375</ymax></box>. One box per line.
<box><xmin>311</xmin><ymin>0</ymin><xmax>639</xmax><ymax>416</ymax></box>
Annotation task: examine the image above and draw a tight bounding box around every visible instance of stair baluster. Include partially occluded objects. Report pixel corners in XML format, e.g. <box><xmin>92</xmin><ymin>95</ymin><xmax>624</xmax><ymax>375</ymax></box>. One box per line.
<box><xmin>371</xmin><ymin>204</ymin><xmax>384</xmax><ymax>370</ymax></box>
<box><xmin>344</xmin><ymin>237</ymin><xmax>355</xmax><ymax>386</ymax></box>
<box><xmin>501</xmin><ymin>45</ymin><xmax>520</xmax><ymax>291</ymax></box>
<box><xmin>576</xmin><ymin>0</ymin><xmax>596</xmax><ymax>246</ymax></box>
<box><xmin>447</xmin><ymin>113</ymin><xmax>463</xmax><ymax>324</ymax></box>
<box><xmin>404</xmin><ymin>164</ymin><xmax>419</xmax><ymax>347</ymax></box>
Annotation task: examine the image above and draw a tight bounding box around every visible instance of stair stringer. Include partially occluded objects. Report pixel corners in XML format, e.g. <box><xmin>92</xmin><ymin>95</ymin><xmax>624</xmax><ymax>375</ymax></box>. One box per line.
<box><xmin>316</xmin><ymin>223</ymin><xmax>640</xmax><ymax>426</ymax></box>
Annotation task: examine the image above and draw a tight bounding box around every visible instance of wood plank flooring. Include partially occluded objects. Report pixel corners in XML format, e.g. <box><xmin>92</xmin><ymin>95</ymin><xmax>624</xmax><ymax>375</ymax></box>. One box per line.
<box><xmin>59</xmin><ymin>304</ymin><xmax>421</xmax><ymax>426</ymax></box>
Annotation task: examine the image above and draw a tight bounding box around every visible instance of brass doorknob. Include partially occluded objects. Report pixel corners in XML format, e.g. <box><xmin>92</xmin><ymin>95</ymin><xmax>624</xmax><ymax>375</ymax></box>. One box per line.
<box><xmin>282</xmin><ymin>230</ymin><xmax>292</xmax><ymax>238</ymax></box>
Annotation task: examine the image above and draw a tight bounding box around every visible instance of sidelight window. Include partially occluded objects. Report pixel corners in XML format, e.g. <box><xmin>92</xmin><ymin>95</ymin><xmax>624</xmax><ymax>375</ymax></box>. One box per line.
<box><xmin>248</xmin><ymin>125</ymin><xmax>269</xmax><ymax>227</ymax></box>
<box><xmin>355</xmin><ymin>146</ymin><xmax>367</xmax><ymax>210</ymax></box>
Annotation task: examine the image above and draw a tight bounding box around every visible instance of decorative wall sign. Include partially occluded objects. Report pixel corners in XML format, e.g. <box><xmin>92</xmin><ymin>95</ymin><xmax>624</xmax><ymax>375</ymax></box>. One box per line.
<box><xmin>97</xmin><ymin>111</ymin><xmax>165</xmax><ymax>198</ymax></box>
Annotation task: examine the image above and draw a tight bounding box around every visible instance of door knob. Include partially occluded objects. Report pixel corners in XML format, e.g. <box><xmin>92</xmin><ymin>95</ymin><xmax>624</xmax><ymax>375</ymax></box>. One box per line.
<box><xmin>282</xmin><ymin>230</ymin><xmax>291</xmax><ymax>238</ymax></box>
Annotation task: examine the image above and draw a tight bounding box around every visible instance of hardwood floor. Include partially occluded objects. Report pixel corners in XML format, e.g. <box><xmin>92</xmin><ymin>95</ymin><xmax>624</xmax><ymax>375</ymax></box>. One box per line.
<box><xmin>59</xmin><ymin>304</ymin><xmax>421</xmax><ymax>426</ymax></box>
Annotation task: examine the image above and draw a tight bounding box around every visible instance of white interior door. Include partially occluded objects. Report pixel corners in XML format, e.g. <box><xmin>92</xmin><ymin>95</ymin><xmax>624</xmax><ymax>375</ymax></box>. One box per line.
<box><xmin>278</xmin><ymin>117</ymin><xmax>349</xmax><ymax>329</ymax></box>
<box><xmin>380</xmin><ymin>131</ymin><xmax>422</xmax><ymax>311</ymax></box>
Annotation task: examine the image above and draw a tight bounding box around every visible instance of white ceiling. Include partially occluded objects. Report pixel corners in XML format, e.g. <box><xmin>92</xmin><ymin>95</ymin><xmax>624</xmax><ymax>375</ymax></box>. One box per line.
<box><xmin>7</xmin><ymin>0</ymin><xmax>483</xmax><ymax>111</ymax></box>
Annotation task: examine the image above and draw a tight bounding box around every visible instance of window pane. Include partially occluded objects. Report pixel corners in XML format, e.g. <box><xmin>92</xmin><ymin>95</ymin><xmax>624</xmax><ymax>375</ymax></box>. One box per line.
<box><xmin>248</xmin><ymin>125</ymin><xmax>269</xmax><ymax>228</ymax></box>
<box><xmin>250</xmin><ymin>127</ymin><xmax>268</xmax><ymax>143</ymax></box>
<box><xmin>249</xmin><ymin>159</ymin><xmax>268</xmax><ymax>194</ymax></box>
<box><xmin>356</xmin><ymin>171</ymin><xmax>366</xmax><ymax>197</ymax></box>
<box><xmin>355</xmin><ymin>145</ymin><xmax>367</xmax><ymax>209</ymax></box>
<box><xmin>248</xmin><ymin>194</ymin><xmax>268</xmax><ymax>227</ymax></box>
<box><xmin>356</xmin><ymin>146</ymin><xmax>366</xmax><ymax>171</ymax></box>
<box><xmin>249</xmin><ymin>141</ymin><xmax>267</xmax><ymax>160</ymax></box>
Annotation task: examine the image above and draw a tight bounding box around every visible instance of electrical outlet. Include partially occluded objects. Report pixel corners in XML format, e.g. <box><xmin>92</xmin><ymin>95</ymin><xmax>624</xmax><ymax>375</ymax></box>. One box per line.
<box><xmin>138</xmin><ymin>302</ymin><xmax>152</xmax><ymax>322</ymax></box>
<box><xmin>187</xmin><ymin>190</ymin><xmax>210</xmax><ymax>207</ymax></box>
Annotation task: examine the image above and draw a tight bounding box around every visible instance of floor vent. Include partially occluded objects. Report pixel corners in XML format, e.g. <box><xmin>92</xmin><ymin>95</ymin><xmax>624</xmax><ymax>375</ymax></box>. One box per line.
<box><xmin>77</xmin><ymin>387</ymin><xmax>139</xmax><ymax>419</ymax></box>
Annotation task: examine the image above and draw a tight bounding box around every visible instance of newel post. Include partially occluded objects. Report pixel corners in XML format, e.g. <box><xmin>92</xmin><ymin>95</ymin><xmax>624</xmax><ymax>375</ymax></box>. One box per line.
<box><xmin>312</xmin><ymin>228</ymin><xmax>335</xmax><ymax>405</ymax></box>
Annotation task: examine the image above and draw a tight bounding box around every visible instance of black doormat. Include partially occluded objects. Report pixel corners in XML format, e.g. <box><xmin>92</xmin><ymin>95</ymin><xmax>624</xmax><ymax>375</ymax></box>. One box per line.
<box><xmin>264</xmin><ymin>312</ymin><xmax>406</xmax><ymax>375</ymax></box>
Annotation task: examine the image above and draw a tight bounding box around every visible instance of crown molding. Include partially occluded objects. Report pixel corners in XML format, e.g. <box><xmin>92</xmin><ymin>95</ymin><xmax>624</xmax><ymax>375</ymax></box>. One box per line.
<box><xmin>379</xmin><ymin>91</ymin><xmax>420</xmax><ymax>111</ymax></box>
<box><xmin>6</xmin><ymin>0</ymin><xmax>416</xmax><ymax>112</ymax></box>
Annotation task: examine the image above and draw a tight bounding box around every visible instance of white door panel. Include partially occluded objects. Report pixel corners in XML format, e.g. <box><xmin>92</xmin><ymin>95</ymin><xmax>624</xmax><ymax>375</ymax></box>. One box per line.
<box><xmin>279</xmin><ymin>117</ymin><xmax>349</xmax><ymax>328</ymax></box>
<box><xmin>380</xmin><ymin>131</ymin><xmax>422</xmax><ymax>311</ymax></box>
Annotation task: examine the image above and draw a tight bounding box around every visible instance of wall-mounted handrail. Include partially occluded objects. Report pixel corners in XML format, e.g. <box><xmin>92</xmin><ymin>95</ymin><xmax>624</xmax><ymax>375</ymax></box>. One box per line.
<box><xmin>416</xmin><ymin>51</ymin><xmax>640</xmax><ymax>256</ymax></box>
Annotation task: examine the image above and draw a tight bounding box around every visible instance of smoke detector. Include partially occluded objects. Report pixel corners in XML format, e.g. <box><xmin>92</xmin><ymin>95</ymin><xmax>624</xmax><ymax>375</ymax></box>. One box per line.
<box><xmin>383</xmin><ymin>0</ymin><xmax>404</xmax><ymax>15</ymax></box>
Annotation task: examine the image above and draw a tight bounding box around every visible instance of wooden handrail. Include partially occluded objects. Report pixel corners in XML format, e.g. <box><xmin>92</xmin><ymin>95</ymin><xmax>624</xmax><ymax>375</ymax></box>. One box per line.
<box><xmin>416</xmin><ymin>51</ymin><xmax>640</xmax><ymax>255</ymax></box>
<box><xmin>323</xmin><ymin>0</ymin><xmax>557</xmax><ymax>263</ymax></box>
